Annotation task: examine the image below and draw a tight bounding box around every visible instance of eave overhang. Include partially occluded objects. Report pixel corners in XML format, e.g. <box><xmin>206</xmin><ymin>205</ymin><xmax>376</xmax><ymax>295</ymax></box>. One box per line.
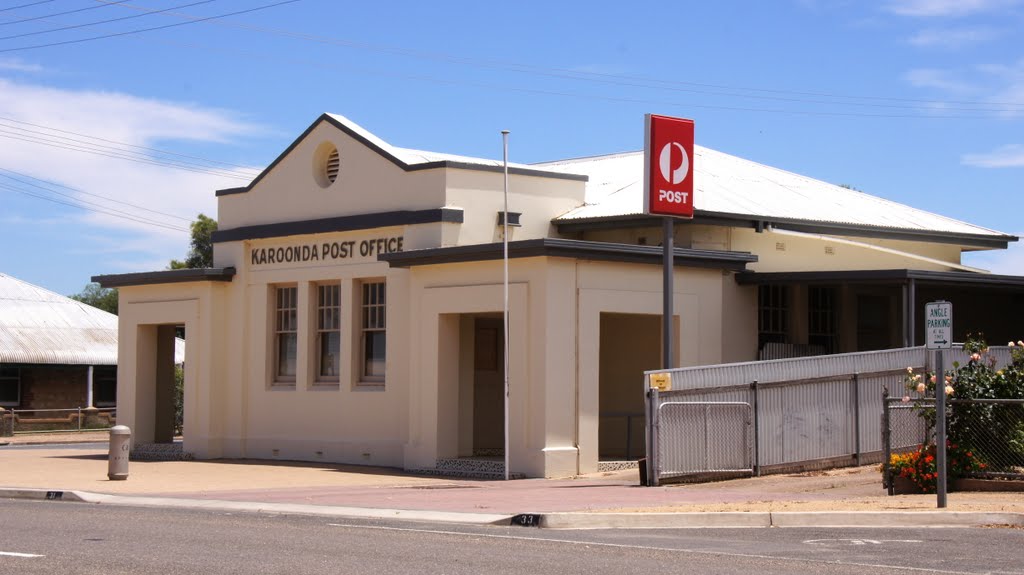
<box><xmin>554</xmin><ymin>211</ymin><xmax>1017</xmax><ymax>250</ymax></box>
<box><xmin>379</xmin><ymin>238</ymin><xmax>757</xmax><ymax>271</ymax></box>
<box><xmin>92</xmin><ymin>267</ymin><xmax>236</xmax><ymax>289</ymax></box>
<box><xmin>735</xmin><ymin>268</ymin><xmax>1024</xmax><ymax>289</ymax></box>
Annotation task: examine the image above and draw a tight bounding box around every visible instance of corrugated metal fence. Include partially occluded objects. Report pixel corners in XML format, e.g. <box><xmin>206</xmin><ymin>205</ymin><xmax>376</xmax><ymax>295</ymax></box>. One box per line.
<box><xmin>644</xmin><ymin>345</ymin><xmax>1018</xmax><ymax>485</ymax></box>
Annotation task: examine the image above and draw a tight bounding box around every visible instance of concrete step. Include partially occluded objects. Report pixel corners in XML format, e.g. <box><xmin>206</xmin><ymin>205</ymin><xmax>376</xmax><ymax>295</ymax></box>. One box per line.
<box><xmin>131</xmin><ymin>442</ymin><xmax>194</xmax><ymax>461</ymax></box>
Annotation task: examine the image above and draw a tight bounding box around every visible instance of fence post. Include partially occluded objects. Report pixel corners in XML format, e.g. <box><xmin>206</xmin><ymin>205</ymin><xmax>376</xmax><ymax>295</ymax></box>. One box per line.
<box><xmin>751</xmin><ymin>380</ymin><xmax>760</xmax><ymax>477</ymax></box>
<box><xmin>647</xmin><ymin>387</ymin><xmax>660</xmax><ymax>487</ymax></box>
<box><xmin>853</xmin><ymin>373</ymin><xmax>862</xmax><ymax>466</ymax></box>
<box><xmin>882</xmin><ymin>386</ymin><xmax>892</xmax><ymax>495</ymax></box>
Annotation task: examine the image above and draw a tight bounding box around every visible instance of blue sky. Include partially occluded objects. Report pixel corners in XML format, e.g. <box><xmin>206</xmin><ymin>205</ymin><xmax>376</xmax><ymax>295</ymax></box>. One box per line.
<box><xmin>1</xmin><ymin>0</ymin><xmax>1022</xmax><ymax>296</ymax></box>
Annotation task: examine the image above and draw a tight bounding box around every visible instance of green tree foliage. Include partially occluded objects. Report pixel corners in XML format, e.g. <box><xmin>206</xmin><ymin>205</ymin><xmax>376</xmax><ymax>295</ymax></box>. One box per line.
<box><xmin>169</xmin><ymin>213</ymin><xmax>218</xmax><ymax>269</ymax></box>
<box><xmin>69</xmin><ymin>283</ymin><xmax>118</xmax><ymax>315</ymax></box>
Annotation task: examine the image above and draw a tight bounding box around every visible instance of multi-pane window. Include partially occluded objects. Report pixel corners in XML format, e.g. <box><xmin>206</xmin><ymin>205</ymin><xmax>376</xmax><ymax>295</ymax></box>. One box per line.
<box><xmin>361</xmin><ymin>281</ymin><xmax>386</xmax><ymax>382</ymax></box>
<box><xmin>758</xmin><ymin>285</ymin><xmax>789</xmax><ymax>348</ymax></box>
<box><xmin>275</xmin><ymin>286</ymin><xmax>298</xmax><ymax>382</ymax></box>
<box><xmin>317</xmin><ymin>284</ymin><xmax>341</xmax><ymax>381</ymax></box>
<box><xmin>809</xmin><ymin>286</ymin><xmax>838</xmax><ymax>354</ymax></box>
<box><xmin>94</xmin><ymin>366</ymin><xmax>117</xmax><ymax>407</ymax></box>
<box><xmin>0</xmin><ymin>367</ymin><xmax>20</xmax><ymax>407</ymax></box>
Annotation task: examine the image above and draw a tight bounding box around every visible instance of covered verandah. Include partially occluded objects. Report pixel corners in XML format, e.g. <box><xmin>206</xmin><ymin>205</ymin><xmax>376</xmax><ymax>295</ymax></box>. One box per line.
<box><xmin>736</xmin><ymin>269</ymin><xmax>1024</xmax><ymax>355</ymax></box>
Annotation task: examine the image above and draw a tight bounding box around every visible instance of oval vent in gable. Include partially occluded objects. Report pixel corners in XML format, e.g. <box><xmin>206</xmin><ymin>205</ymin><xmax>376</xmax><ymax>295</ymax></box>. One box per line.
<box><xmin>326</xmin><ymin>148</ymin><xmax>340</xmax><ymax>184</ymax></box>
<box><xmin>313</xmin><ymin>141</ymin><xmax>340</xmax><ymax>189</ymax></box>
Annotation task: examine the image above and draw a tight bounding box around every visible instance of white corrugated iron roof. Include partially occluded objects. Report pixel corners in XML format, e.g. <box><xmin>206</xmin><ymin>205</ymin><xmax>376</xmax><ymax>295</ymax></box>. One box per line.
<box><xmin>0</xmin><ymin>273</ymin><xmax>185</xmax><ymax>365</ymax></box>
<box><xmin>325</xmin><ymin>113</ymin><xmax>541</xmax><ymax>172</ymax></box>
<box><xmin>538</xmin><ymin>147</ymin><xmax>1008</xmax><ymax>239</ymax></box>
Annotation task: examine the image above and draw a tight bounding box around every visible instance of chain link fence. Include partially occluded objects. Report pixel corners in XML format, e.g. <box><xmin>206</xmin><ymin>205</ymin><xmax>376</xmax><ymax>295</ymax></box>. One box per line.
<box><xmin>883</xmin><ymin>396</ymin><xmax>1024</xmax><ymax>491</ymax></box>
<box><xmin>645</xmin><ymin>396</ymin><xmax>753</xmax><ymax>485</ymax></box>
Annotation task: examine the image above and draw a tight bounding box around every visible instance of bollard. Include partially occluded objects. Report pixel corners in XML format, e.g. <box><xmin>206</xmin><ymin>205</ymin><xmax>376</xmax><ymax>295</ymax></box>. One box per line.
<box><xmin>108</xmin><ymin>425</ymin><xmax>131</xmax><ymax>480</ymax></box>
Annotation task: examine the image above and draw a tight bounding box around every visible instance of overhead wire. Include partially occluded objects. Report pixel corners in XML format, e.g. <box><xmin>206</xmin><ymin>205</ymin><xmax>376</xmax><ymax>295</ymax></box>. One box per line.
<box><xmin>98</xmin><ymin>1</ymin><xmax>1024</xmax><ymax>114</ymax></box>
<box><xmin>0</xmin><ymin>167</ymin><xmax>193</xmax><ymax>222</ymax></box>
<box><xmin>0</xmin><ymin>180</ymin><xmax>189</xmax><ymax>232</ymax></box>
<box><xmin>0</xmin><ymin>1</ymin><xmax>132</xmax><ymax>27</ymax></box>
<box><xmin>0</xmin><ymin>119</ymin><xmax>257</xmax><ymax>178</ymax></box>
<box><xmin>0</xmin><ymin>127</ymin><xmax>255</xmax><ymax>180</ymax></box>
<box><xmin>0</xmin><ymin>0</ymin><xmax>57</xmax><ymax>13</ymax></box>
<box><xmin>0</xmin><ymin>115</ymin><xmax>260</xmax><ymax>172</ymax></box>
<box><xmin>0</xmin><ymin>0</ymin><xmax>218</xmax><ymax>41</ymax></box>
<box><xmin>0</xmin><ymin>0</ymin><xmax>301</xmax><ymax>54</ymax></box>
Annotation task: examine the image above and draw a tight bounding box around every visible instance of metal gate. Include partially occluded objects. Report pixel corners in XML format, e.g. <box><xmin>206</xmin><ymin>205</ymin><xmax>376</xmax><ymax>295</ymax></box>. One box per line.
<box><xmin>644</xmin><ymin>394</ymin><xmax>753</xmax><ymax>486</ymax></box>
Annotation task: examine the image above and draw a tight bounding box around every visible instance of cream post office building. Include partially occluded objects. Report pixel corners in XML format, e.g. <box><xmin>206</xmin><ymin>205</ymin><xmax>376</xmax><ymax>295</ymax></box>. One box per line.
<box><xmin>95</xmin><ymin>113</ymin><xmax>1022</xmax><ymax>478</ymax></box>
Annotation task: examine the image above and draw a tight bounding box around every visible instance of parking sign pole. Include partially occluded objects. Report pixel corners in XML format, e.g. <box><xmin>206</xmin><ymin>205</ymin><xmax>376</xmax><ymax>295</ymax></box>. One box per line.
<box><xmin>925</xmin><ymin>300</ymin><xmax>951</xmax><ymax>509</ymax></box>
<box><xmin>936</xmin><ymin>349</ymin><xmax>947</xmax><ymax>508</ymax></box>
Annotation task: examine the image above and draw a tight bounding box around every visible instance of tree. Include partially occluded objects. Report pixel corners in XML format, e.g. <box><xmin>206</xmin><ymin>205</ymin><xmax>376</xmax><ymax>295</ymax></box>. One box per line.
<box><xmin>70</xmin><ymin>283</ymin><xmax>118</xmax><ymax>315</ymax></box>
<box><xmin>169</xmin><ymin>213</ymin><xmax>218</xmax><ymax>269</ymax></box>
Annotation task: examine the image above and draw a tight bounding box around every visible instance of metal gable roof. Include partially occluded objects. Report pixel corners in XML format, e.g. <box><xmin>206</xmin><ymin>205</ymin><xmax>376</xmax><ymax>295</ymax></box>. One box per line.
<box><xmin>0</xmin><ymin>273</ymin><xmax>119</xmax><ymax>365</ymax></box>
<box><xmin>0</xmin><ymin>273</ymin><xmax>183</xmax><ymax>365</ymax></box>
<box><xmin>538</xmin><ymin>148</ymin><xmax>1013</xmax><ymax>244</ymax></box>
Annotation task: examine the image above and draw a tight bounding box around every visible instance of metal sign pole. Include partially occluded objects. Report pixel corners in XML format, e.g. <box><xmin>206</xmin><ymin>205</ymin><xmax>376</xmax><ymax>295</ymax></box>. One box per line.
<box><xmin>663</xmin><ymin>217</ymin><xmax>673</xmax><ymax>369</ymax></box>
<box><xmin>936</xmin><ymin>349</ymin><xmax>947</xmax><ymax>508</ymax></box>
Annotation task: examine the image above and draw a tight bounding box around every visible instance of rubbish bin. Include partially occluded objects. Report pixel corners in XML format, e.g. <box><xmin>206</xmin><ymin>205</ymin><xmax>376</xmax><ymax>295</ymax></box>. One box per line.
<box><xmin>108</xmin><ymin>425</ymin><xmax>131</xmax><ymax>480</ymax></box>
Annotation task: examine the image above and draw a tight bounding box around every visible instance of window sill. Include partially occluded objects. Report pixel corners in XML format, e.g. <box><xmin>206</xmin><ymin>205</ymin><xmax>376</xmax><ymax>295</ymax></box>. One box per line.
<box><xmin>270</xmin><ymin>383</ymin><xmax>296</xmax><ymax>391</ymax></box>
<box><xmin>311</xmin><ymin>382</ymin><xmax>340</xmax><ymax>391</ymax></box>
<box><xmin>355</xmin><ymin>381</ymin><xmax>385</xmax><ymax>391</ymax></box>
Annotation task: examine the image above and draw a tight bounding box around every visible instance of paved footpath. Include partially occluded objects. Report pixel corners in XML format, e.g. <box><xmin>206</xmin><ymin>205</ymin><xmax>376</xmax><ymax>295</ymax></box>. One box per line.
<box><xmin>3</xmin><ymin>433</ymin><xmax>1024</xmax><ymax>528</ymax></box>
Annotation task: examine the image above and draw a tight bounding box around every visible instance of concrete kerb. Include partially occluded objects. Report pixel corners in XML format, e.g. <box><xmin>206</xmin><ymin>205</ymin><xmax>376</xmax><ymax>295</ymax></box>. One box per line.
<box><xmin>0</xmin><ymin>488</ymin><xmax>512</xmax><ymax>526</ymax></box>
<box><xmin>4</xmin><ymin>488</ymin><xmax>1023</xmax><ymax>529</ymax></box>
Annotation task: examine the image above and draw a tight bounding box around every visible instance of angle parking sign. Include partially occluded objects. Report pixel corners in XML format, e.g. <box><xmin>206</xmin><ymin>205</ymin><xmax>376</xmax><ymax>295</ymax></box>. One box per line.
<box><xmin>925</xmin><ymin>301</ymin><xmax>952</xmax><ymax>349</ymax></box>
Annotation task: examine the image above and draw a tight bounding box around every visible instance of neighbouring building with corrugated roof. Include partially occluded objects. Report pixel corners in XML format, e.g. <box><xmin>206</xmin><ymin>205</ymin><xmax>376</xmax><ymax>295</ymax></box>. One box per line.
<box><xmin>94</xmin><ymin>113</ymin><xmax>1024</xmax><ymax>477</ymax></box>
<box><xmin>0</xmin><ymin>273</ymin><xmax>120</xmax><ymax>418</ymax></box>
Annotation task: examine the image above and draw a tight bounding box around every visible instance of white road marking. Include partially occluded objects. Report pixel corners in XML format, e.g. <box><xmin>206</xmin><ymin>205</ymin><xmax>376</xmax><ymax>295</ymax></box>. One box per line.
<box><xmin>327</xmin><ymin>524</ymin><xmax>974</xmax><ymax>574</ymax></box>
<box><xmin>804</xmin><ymin>538</ymin><xmax>923</xmax><ymax>546</ymax></box>
<box><xmin>0</xmin><ymin>551</ymin><xmax>44</xmax><ymax>558</ymax></box>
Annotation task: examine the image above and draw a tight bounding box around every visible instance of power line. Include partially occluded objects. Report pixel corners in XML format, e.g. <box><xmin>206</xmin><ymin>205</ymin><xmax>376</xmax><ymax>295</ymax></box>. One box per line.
<box><xmin>0</xmin><ymin>122</ymin><xmax>256</xmax><ymax>179</ymax></box>
<box><xmin>0</xmin><ymin>0</ymin><xmax>57</xmax><ymax>13</ymax></box>
<box><xmin>0</xmin><ymin>0</ymin><xmax>301</xmax><ymax>54</ymax></box>
<box><xmin>0</xmin><ymin>1</ymin><xmax>131</xmax><ymax>27</ymax></box>
<box><xmin>0</xmin><ymin>167</ymin><xmax>192</xmax><ymax>222</ymax></box>
<box><xmin>0</xmin><ymin>115</ymin><xmax>259</xmax><ymax>172</ymax></box>
<box><xmin>0</xmin><ymin>0</ymin><xmax>218</xmax><ymax>41</ymax></box>
<box><xmin>109</xmin><ymin>34</ymin><xmax>1016</xmax><ymax>121</ymax></box>
<box><xmin>0</xmin><ymin>128</ymin><xmax>254</xmax><ymax>180</ymax></box>
<box><xmin>0</xmin><ymin>181</ymin><xmax>189</xmax><ymax>232</ymax></box>
<box><xmin>0</xmin><ymin>172</ymin><xmax>189</xmax><ymax>229</ymax></box>
<box><xmin>117</xmin><ymin>5</ymin><xmax>1024</xmax><ymax>113</ymax></box>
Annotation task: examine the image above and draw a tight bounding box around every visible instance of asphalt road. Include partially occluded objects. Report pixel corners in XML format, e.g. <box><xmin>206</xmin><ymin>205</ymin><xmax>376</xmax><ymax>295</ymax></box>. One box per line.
<box><xmin>2</xmin><ymin>499</ymin><xmax>1023</xmax><ymax>575</ymax></box>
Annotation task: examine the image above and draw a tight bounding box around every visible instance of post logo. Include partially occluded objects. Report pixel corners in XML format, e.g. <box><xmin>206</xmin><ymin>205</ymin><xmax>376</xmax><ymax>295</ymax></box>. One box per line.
<box><xmin>659</xmin><ymin>142</ymin><xmax>689</xmax><ymax>185</ymax></box>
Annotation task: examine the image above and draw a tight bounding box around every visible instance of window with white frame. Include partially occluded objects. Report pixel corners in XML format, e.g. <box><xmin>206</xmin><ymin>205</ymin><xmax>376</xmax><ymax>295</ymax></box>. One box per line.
<box><xmin>0</xmin><ymin>367</ymin><xmax>20</xmax><ymax>407</ymax></box>
<box><xmin>360</xmin><ymin>281</ymin><xmax>386</xmax><ymax>382</ymax></box>
<box><xmin>274</xmin><ymin>286</ymin><xmax>298</xmax><ymax>382</ymax></box>
<box><xmin>317</xmin><ymin>283</ymin><xmax>341</xmax><ymax>381</ymax></box>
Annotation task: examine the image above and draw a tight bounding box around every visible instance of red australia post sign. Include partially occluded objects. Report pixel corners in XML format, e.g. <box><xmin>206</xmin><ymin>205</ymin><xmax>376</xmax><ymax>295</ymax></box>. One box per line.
<box><xmin>644</xmin><ymin>114</ymin><xmax>695</xmax><ymax>218</ymax></box>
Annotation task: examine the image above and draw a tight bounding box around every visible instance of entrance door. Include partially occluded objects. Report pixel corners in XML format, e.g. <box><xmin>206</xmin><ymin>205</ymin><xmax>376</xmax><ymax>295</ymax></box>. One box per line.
<box><xmin>473</xmin><ymin>317</ymin><xmax>504</xmax><ymax>455</ymax></box>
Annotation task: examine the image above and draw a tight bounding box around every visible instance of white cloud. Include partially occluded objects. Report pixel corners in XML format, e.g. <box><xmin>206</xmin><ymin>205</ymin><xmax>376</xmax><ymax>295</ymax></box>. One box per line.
<box><xmin>0</xmin><ymin>58</ymin><xmax>43</xmax><ymax>73</ymax></box>
<box><xmin>904</xmin><ymin>68</ymin><xmax>975</xmax><ymax>94</ymax></box>
<box><xmin>962</xmin><ymin>144</ymin><xmax>1024</xmax><ymax>167</ymax></box>
<box><xmin>0</xmin><ymin>77</ymin><xmax>263</xmax><ymax>273</ymax></box>
<box><xmin>885</xmin><ymin>0</ymin><xmax>1022</xmax><ymax>17</ymax></box>
<box><xmin>908</xmin><ymin>26</ymin><xmax>1000</xmax><ymax>48</ymax></box>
